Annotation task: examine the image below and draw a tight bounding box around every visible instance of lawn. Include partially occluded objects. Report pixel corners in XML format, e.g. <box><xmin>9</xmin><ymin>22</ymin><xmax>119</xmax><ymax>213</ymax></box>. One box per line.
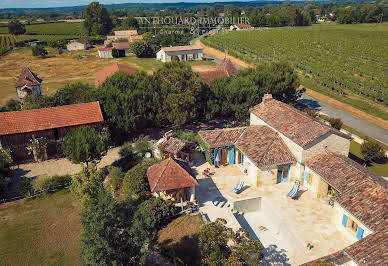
<box><xmin>158</xmin><ymin>214</ymin><xmax>203</xmax><ymax>265</ymax></box>
<box><xmin>0</xmin><ymin>47</ymin><xmax>216</xmax><ymax>104</ymax></box>
<box><xmin>0</xmin><ymin>189</ymin><xmax>82</xmax><ymax>266</ymax></box>
<box><xmin>349</xmin><ymin>141</ymin><xmax>388</xmax><ymax>177</ymax></box>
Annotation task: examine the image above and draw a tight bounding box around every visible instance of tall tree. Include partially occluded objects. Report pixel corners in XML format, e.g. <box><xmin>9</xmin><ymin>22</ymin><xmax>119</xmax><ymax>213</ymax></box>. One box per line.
<box><xmin>84</xmin><ymin>2</ymin><xmax>113</xmax><ymax>36</ymax></box>
<box><xmin>8</xmin><ymin>19</ymin><xmax>26</xmax><ymax>35</ymax></box>
<box><xmin>122</xmin><ymin>16</ymin><xmax>139</xmax><ymax>29</ymax></box>
<box><xmin>153</xmin><ymin>60</ymin><xmax>207</xmax><ymax>125</ymax></box>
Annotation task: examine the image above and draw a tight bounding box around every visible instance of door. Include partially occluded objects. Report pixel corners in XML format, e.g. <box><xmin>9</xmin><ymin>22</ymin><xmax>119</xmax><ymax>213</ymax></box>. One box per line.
<box><xmin>277</xmin><ymin>165</ymin><xmax>290</xmax><ymax>183</ymax></box>
<box><xmin>221</xmin><ymin>149</ymin><xmax>228</xmax><ymax>164</ymax></box>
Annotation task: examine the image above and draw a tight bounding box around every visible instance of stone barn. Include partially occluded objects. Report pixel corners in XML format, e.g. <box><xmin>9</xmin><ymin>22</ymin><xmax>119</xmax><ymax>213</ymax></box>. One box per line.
<box><xmin>15</xmin><ymin>65</ymin><xmax>42</xmax><ymax>100</ymax></box>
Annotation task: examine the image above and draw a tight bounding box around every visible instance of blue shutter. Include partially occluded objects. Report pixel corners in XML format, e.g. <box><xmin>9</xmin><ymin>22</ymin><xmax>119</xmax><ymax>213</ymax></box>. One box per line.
<box><xmin>214</xmin><ymin>150</ymin><xmax>219</xmax><ymax>167</ymax></box>
<box><xmin>229</xmin><ymin>147</ymin><xmax>235</xmax><ymax>164</ymax></box>
<box><xmin>356</xmin><ymin>227</ymin><xmax>364</xmax><ymax>240</ymax></box>
<box><xmin>304</xmin><ymin>170</ymin><xmax>308</xmax><ymax>182</ymax></box>
<box><xmin>342</xmin><ymin>214</ymin><xmax>348</xmax><ymax>227</ymax></box>
<box><xmin>241</xmin><ymin>154</ymin><xmax>244</xmax><ymax>164</ymax></box>
<box><xmin>286</xmin><ymin>165</ymin><xmax>291</xmax><ymax>181</ymax></box>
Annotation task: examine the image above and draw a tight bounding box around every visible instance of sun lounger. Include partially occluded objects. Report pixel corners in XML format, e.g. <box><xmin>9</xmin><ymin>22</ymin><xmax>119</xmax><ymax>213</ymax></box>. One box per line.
<box><xmin>288</xmin><ymin>181</ymin><xmax>300</xmax><ymax>199</ymax></box>
<box><xmin>232</xmin><ymin>180</ymin><xmax>244</xmax><ymax>194</ymax></box>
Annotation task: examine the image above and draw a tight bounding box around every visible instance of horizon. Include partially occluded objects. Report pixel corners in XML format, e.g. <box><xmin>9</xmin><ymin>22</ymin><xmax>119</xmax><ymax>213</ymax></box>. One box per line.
<box><xmin>0</xmin><ymin>0</ymin><xmax>262</xmax><ymax>10</ymax></box>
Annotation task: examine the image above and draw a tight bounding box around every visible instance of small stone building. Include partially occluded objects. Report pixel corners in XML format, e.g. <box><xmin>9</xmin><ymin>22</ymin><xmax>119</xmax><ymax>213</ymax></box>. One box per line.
<box><xmin>158</xmin><ymin>131</ymin><xmax>195</xmax><ymax>161</ymax></box>
<box><xmin>147</xmin><ymin>158</ymin><xmax>198</xmax><ymax>202</ymax></box>
<box><xmin>66</xmin><ymin>38</ymin><xmax>90</xmax><ymax>51</ymax></box>
<box><xmin>112</xmin><ymin>42</ymin><xmax>130</xmax><ymax>56</ymax></box>
<box><xmin>98</xmin><ymin>47</ymin><xmax>113</xmax><ymax>58</ymax></box>
<box><xmin>0</xmin><ymin>102</ymin><xmax>104</xmax><ymax>161</ymax></box>
<box><xmin>156</xmin><ymin>45</ymin><xmax>203</xmax><ymax>62</ymax></box>
<box><xmin>15</xmin><ymin>65</ymin><xmax>42</xmax><ymax>100</ymax></box>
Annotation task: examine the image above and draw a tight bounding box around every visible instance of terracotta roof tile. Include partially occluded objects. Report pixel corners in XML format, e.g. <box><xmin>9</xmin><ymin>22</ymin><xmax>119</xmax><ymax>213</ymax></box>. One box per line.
<box><xmin>158</xmin><ymin>137</ymin><xmax>194</xmax><ymax>155</ymax></box>
<box><xmin>235</xmin><ymin>126</ymin><xmax>296</xmax><ymax>167</ymax></box>
<box><xmin>128</xmin><ymin>35</ymin><xmax>143</xmax><ymax>42</ymax></box>
<box><xmin>199</xmin><ymin>58</ymin><xmax>238</xmax><ymax>85</ymax></box>
<box><xmin>147</xmin><ymin>158</ymin><xmax>198</xmax><ymax>192</ymax></box>
<box><xmin>73</xmin><ymin>38</ymin><xmax>89</xmax><ymax>45</ymax></box>
<box><xmin>98</xmin><ymin>47</ymin><xmax>114</xmax><ymax>51</ymax></box>
<box><xmin>112</xmin><ymin>42</ymin><xmax>129</xmax><ymax>49</ymax></box>
<box><xmin>0</xmin><ymin>102</ymin><xmax>104</xmax><ymax>136</ymax></box>
<box><xmin>15</xmin><ymin>65</ymin><xmax>42</xmax><ymax>88</ymax></box>
<box><xmin>198</xmin><ymin>127</ymin><xmax>247</xmax><ymax>148</ymax></box>
<box><xmin>95</xmin><ymin>63</ymin><xmax>138</xmax><ymax>87</ymax></box>
<box><xmin>250</xmin><ymin>98</ymin><xmax>351</xmax><ymax>147</ymax></box>
<box><xmin>114</xmin><ymin>30</ymin><xmax>138</xmax><ymax>36</ymax></box>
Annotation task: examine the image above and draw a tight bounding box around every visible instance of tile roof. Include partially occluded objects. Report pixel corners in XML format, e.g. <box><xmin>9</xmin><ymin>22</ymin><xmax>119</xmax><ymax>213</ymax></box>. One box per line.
<box><xmin>98</xmin><ymin>47</ymin><xmax>114</xmax><ymax>51</ymax></box>
<box><xmin>304</xmin><ymin>151</ymin><xmax>388</xmax><ymax>265</ymax></box>
<box><xmin>250</xmin><ymin>96</ymin><xmax>351</xmax><ymax>147</ymax></box>
<box><xmin>114</xmin><ymin>30</ymin><xmax>138</xmax><ymax>36</ymax></box>
<box><xmin>0</xmin><ymin>102</ymin><xmax>104</xmax><ymax>136</ymax></box>
<box><xmin>198</xmin><ymin>127</ymin><xmax>247</xmax><ymax>148</ymax></box>
<box><xmin>128</xmin><ymin>35</ymin><xmax>143</xmax><ymax>42</ymax></box>
<box><xmin>158</xmin><ymin>137</ymin><xmax>194</xmax><ymax>155</ymax></box>
<box><xmin>147</xmin><ymin>158</ymin><xmax>199</xmax><ymax>192</ymax></box>
<box><xmin>305</xmin><ymin>151</ymin><xmax>388</xmax><ymax>232</ymax></box>
<box><xmin>95</xmin><ymin>63</ymin><xmax>138</xmax><ymax>87</ymax></box>
<box><xmin>235</xmin><ymin>126</ymin><xmax>296</xmax><ymax>167</ymax></box>
<box><xmin>112</xmin><ymin>42</ymin><xmax>129</xmax><ymax>50</ymax></box>
<box><xmin>15</xmin><ymin>65</ymin><xmax>42</xmax><ymax>88</ymax></box>
<box><xmin>73</xmin><ymin>38</ymin><xmax>89</xmax><ymax>45</ymax></box>
<box><xmin>199</xmin><ymin>58</ymin><xmax>238</xmax><ymax>85</ymax></box>
<box><xmin>161</xmin><ymin>45</ymin><xmax>203</xmax><ymax>52</ymax></box>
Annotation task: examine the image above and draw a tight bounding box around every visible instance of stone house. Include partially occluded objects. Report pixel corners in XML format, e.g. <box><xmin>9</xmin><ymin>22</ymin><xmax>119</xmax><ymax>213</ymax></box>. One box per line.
<box><xmin>95</xmin><ymin>63</ymin><xmax>138</xmax><ymax>88</ymax></box>
<box><xmin>158</xmin><ymin>131</ymin><xmax>195</xmax><ymax>161</ymax></box>
<box><xmin>147</xmin><ymin>158</ymin><xmax>198</xmax><ymax>202</ymax></box>
<box><xmin>106</xmin><ymin>30</ymin><xmax>138</xmax><ymax>41</ymax></box>
<box><xmin>112</xmin><ymin>42</ymin><xmax>130</xmax><ymax>56</ymax></box>
<box><xmin>98</xmin><ymin>47</ymin><xmax>113</xmax><ymax>58</ymax></box>
<box><xmin>156</xmin><ymin>45</ymin><xmax>203</xmax><ymax>62</ymax></box>
<box><xmin>15</xmin><ymin>65</ymin><xmax>42</xmax><ymax>100</ymax></box>
<box><xmin>66</xmin><ymin>38</ymin><xmax>90</xmax><ymax>51</ymax></box>
<box><xmin>0</xmin><ymin>102</ymin><xmax>104</xmax><ymax>161</ymax></box>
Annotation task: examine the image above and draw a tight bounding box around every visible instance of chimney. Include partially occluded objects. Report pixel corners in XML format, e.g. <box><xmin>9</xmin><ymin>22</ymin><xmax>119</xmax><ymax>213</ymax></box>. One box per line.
<box><xmin>262</xmin><ymin>94</ymin><xmax>273</xmax><ymax>104</ymax></box>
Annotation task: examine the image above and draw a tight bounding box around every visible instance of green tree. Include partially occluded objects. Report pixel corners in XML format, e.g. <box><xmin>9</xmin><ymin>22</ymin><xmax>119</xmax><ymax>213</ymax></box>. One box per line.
<box><xmin>50</xmin><ymin>82</ymin><xmax>93</xmax><ymax>106</ymax></box>
<box><xmin>0</xmin><ymin>148</ymin><xmax>12</xmax><ymax>173</ymax></box>
<box><xmin>129</xmin><ymin>40</ymin><xmax>151</xmax><ymax>58</ymax></box>
<box><xmin>70</xmin><ymin>163</ymin><xmax>105</xmax><ymax>205</ymax></box>
<box><xmin>8</xmin><ymin>19</ymin><xmax>26</xmax><ymax>35</ymax></box>
<box><xmin>122</xmin><ymin>16</ymin><xmax>139</xmax><ymax>29</ymax></box>
<box><xmin>62</xmin><ymin>126</ymin><xmax>106</xmax><ymax>166</ymax></box>
<box><xmin>93</xmin><ymin>71</ymin><xmax>160</xmax><ymax>133</ymax></box>
<box><xmin>111</xmin><ymin>48</ymin><xmax>119</xmax><ymax>58</ymax></box>
<box><xmin>22</xmin><ymin>94</ymin><xmax>52</xmax><ymax>110</ymax></box>
<box><xmin>31</xmin><ymin>45</ymin><xmax>48</xmax><ymax>57</ymax></box>
<box><xmin>153</xmin><ymin>60</ymin><xmax>206</xmax><ymax>125</ymax></box>
<box><xmin>0</xmin><ymin>99</ymin><xmax>22</xmax><ymax>112</ymax></box>
<box><xmin>122</xmin><ymin>158</ymin><xmax>158</xmax><ymax>196</ymax></box>
<box><xmin>84</xmin><ymin>2</ymin><xmax>113</xmax><ymax>36</ymax></box>
<box><xmin>329</xmin><ymin>117</ymin><xmax>343</xmax><ymax>130</ymax></box>
<box><xmin>361</xmin><ymin>140</ymin><xmax>385</xmax><ymax>162</ymax></box>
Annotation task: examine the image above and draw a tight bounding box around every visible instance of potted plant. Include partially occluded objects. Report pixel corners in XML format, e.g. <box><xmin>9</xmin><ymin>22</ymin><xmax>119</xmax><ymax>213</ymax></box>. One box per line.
<box><xmin>27</xmin><ymin>136</ymin><xmax>47</xmax><ymax>162</ymax></box>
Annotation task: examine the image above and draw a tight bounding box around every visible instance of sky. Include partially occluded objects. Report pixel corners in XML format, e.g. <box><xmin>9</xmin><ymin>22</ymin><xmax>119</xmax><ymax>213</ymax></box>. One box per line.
<box><xmin>0</xmin><ymin>0</ymin><xmax>249</xmax><ymax>9</ymax></box>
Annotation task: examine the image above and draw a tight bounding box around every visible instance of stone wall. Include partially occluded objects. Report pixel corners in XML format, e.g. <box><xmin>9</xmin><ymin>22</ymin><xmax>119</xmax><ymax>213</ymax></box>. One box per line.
<box><xmin>303</xmin><ymin>133</ymin><xmax>350</xmax><ymax>162</ymax></box>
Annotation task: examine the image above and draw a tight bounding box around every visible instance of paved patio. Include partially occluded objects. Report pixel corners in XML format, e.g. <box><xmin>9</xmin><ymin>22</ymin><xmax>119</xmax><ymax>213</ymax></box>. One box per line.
<box><xmin>191</xmin><ymin>152</ymin><xmax>356</xmax><ymax>265</ymax></box>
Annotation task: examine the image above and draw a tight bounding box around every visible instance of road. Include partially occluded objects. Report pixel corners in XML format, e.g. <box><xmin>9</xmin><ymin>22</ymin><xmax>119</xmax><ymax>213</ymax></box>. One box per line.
<box><xmin>298</xmin><ymin>95</ymin><xmax>388</xmax><ymax>145</ymax></box>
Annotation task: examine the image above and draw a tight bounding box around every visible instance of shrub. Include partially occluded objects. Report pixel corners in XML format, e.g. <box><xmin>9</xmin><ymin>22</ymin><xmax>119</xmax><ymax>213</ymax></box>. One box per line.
<box><xmin>32</xmin><ymin>174</ymin><xmax>72</xmax><ymax>193</ymax></box>
<box><xmin>361</xmin><ymin>140</ymin><xmax>385</xmax><ymax>162</ymax></box>
<box><xmin>27</xmin><ymin>136</ymin><xmax>47</xmax><ymax>162</ymax></box>
<box><xmin>32</xmin><ymin>45</ymin><xmax>48</xmax><ymax>57</ymax></box>
<box><xmin>199</xmin><ymin>137</ymin><xmax>214</xmax><ymax>165</ymax></box>
<box><xmin>305</xmin><ymin>109</ymin><xmax>319</xmax><ymax>118</ymax></box>
<box><xmin>112</xmin><ymin>48</ymin><xmax>119</xmax><ymax>58</ymax></box>
<box><xmin>105</xmin><ymin>166</ymin><xmax>124</xmax><ymax>198</ymax></box>
<box><xmin>329</xmin><ymin>118</ymin><xmax>343</xmax><ymax>130</ymax></box>
<box><xmin>0</xmin><ymin>148</ymin><xmax>12</xmax><ymax>173</ymax></box>
<box><xmin>19</xmin><ymin>177</ymin><xmax>34</xmax><ymax>196</ymax></box>
<box><xmin>173</xmin><ymin>130</ymin><xmax>200</xmax><ymax>145</ymax></box>
<box><xmin>122</xmin><ymin>159</ymin><xmax>158</xmax><ymax>196</ymax></box>
<box><xmin>133</xmin><ymin>135</ymin><xmax>152</xmax><ymax>156</ymax></box>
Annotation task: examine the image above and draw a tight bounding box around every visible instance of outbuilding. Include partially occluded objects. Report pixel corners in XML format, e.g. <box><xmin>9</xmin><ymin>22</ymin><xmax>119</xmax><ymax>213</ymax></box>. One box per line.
<box><xmin>156</xmin><ymin>45</ymin><xmax>203</xmax><ymax>62</ymax></box>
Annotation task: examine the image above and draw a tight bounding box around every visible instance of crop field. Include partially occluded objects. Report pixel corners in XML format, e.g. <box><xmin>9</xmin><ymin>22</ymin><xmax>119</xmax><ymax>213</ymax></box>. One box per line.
<box><xmin>0</xmin><ymin>22</ymin><xmax>82</xmax><ymax>35</ymax></box>
<box><xmin>202</xmin><ymin>23</ymin><xmax>388</xmax><ymax>120</ymax></box>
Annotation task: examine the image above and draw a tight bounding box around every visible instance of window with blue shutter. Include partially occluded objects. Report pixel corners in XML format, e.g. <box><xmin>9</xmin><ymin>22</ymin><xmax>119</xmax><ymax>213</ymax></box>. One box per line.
<box><xmin>214</xmin><ymin>150</ymin><xmax>219</xmax><ymax>167</ymax></box>
<box><xmin>356</xmin><ymin>227</ymin><xmax>364</xmax><ymax>240</ymax></box>
<box><xmin>229</xmin><ymin>147</ymin><xmax>235</xmax><ymax>164</ymax></box>
<box><xmin>342</xmin><ymin>214</ymin><xmax>348</xmax><ymax>227</ymax></box>
<box><xmin>304</xmin><ymin>170</ymin><xmax>308</xmax><ymax>182</ymax></box>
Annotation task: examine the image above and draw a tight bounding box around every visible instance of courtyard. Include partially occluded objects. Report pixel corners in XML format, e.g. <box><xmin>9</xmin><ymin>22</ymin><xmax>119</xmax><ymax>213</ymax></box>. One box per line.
<box><xmin>191</xmin><ymin>152</ymin><xmax>356</xmax><ymax>265</ymax></box>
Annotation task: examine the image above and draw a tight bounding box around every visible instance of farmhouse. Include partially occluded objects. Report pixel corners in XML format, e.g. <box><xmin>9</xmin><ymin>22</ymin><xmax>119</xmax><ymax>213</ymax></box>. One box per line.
<box><xmin>158</xmin><ymin>131</ymin><xmax>195</xmax><ymax>161</ymax></box>
<box><xmin>66</xmin><ymin>38</ymin><xmax>90</xmax><ymax>51</ymax></box>
<box><xmin>199</xmin><ymin>58</ymin><xmax>238</xmax><ymax>85</ymax></box>
<box><xmin>147</xmin><ymin>158</ymin><xmax>198</xmax><ymax>202</ymax></box>
<box><xmin>0</xmin><ymin>102</ymin><xmax>104</xmax><ymax>161</ymax></box>
<box><xmin>15</xmin><ymin>65</ymin><xmax>42</xmax><ymax>100</ymax></box>
<box><xmin>98</xmin><ymin>47</ymin><xmax>113</xmax><ymax>58</ymax></box>
<box><xmin>230</xmin><ymin>24</ymin><xmax>252</xmax><ymax>30</ymax></box>
<box><xmin>112</xmin><ymin>42</ymin><xmax>130</xmax><ymax>56</ymax></box>
<box><xmin>95</xmin><ymin>63</ymin><xmax>138</xmax><ymax>88</ymax></box>
<box><xmin>156</xmin><ymin>45</ymin><xmax>203</xmax><ymax>62</ymax></box>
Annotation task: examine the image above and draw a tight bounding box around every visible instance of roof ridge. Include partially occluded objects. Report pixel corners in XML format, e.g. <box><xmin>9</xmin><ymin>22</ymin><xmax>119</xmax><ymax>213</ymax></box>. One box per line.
<box><xmin>257</xmin><ymin>131</ymin><xmax>278</xmax><ymax>165</ymax></box>
<box><xmin>151</xmin><ymin>158</ymin><xmax>171</xmax><ymax>192</ymax></box>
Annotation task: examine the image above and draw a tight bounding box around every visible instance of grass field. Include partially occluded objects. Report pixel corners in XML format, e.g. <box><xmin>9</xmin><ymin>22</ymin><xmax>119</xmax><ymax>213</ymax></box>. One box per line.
<box><xmin>0</xmin><ymin>189</ymin><xmax>82</xmax><ymax>266</ymax></box>
<box><xmin>158</xmin><ymin>214</ymin><xmax>203</xmax><ymax>265</ymax></box>
<box><xmin>202</xmin><ymin>23</ymin><xmax>388</xmax><ymax>121</ymax></box>
<box><xmin>0</xmin><ymin>47</ymin><xmax>216</xmax><ymax>104</ymax></box>
<box><xmin>349</xmin><ymin>141</ymin><xmax>388</xmax><ymax>177</ymax></box>
<box><xmin>0</xmin><ymin>22</ymin><xmax>82</xmax><ymax>35</ymax></box>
